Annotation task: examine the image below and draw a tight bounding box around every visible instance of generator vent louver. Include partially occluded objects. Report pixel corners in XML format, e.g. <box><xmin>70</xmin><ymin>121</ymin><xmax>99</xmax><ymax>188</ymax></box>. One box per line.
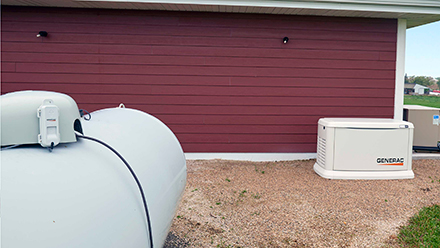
<box><xmin>317</xmin><ymin>136</ymin><xmax>326</xmax><ymax>166</ymax></box>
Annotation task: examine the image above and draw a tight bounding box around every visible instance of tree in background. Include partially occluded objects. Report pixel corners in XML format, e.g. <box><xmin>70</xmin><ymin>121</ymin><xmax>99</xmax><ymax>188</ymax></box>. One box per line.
<box><xmin>437</xmin><ymin>77</ymin><xmax>440</xmax><ymax>90</ymax></box>
<box><xmin>405</xmin><ymin>75</ymin><xmax>436</xmax><ymax>87</ymax></box>
<box><xmin>405</xmin><ymin>74</ymin><xmax>409</xmax><ymax>84</ymax></box>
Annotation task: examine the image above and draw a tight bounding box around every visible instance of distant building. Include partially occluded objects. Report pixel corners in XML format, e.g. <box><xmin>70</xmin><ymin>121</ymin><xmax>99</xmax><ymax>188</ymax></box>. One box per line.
<box><xmin>404</xmin><ymin>84</ymin><xmax>416</xmax><ymax>94</ymax></box>
<box><xmin>429</xmin><ymin>84</ymin><xmax>439</xmax><ymax>90</ymax></box>
<box><xmin>414</xmin><ymin>84</ymin><xmax>430</xmax><ymax>95</ymax></box>
<box><xmin>405</xmin><ymin>83</ymin><xmax>430</xmax><ymax>95</ymax></box>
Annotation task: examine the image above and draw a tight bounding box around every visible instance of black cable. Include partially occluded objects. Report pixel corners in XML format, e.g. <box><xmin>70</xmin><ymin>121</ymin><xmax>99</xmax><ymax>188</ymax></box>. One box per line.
<box><xmin>75</xmin><ymin>133</ymin><xmax>154</xmax><ymax>248</ymax></box>
<box><xmin>1</xmin><ymin>144</ymin><xmax>21</xmax><ymax>151</ymax></box>
<box><xmin>79</xmin><ymin>109</ymin><xmax>91</xmax><ymax>121</ymax></box>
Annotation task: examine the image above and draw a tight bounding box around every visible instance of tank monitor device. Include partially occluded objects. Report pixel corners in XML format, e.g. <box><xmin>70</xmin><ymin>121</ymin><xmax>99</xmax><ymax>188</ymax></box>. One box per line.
<box><xmin>37</xmin><ymin>99</ymin><xmax>60</xmax><ymax>148</ymax></box>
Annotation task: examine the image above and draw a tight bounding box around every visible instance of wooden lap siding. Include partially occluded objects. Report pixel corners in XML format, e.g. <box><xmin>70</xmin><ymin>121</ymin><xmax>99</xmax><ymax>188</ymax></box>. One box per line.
<box><xmin>1</xmin><ymin>6</ymin><xmax>397</xmax><ymax>153</ymax></box>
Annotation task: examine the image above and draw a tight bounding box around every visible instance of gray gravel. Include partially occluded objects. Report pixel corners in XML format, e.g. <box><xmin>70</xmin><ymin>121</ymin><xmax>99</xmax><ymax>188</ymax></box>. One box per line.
<box><xmin>164</xmin><ymin>232</ymin><xmax>190</xmax><ymax>248</ymax></box>
<box><xmin>167</xmin><ymin>159</ymin><xmax>440</xmax><ymax>247</ymax></box>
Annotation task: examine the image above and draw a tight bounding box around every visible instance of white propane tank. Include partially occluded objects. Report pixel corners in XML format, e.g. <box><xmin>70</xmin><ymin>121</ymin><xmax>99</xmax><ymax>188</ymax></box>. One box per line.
<box><xmin>1</xmin><ymin>91</ymin><xmax>187</xmax><ymax>248</ymax></box>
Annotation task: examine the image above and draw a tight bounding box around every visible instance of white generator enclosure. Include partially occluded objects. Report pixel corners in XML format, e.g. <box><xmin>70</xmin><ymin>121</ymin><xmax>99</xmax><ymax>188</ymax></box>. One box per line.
<box><xmin>314</xmin><ymin>118</ymin><xmax>414</xmax><ymax>180</ymax></box>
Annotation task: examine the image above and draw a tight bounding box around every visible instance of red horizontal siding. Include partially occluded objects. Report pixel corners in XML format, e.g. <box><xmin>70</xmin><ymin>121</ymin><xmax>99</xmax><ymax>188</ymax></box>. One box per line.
<box><xmin>1</xmin><ymin>6</ymin><xmax>397</xmax><ymax>153</ymax></box>
<box><xmin>178</xmin><ymin>133</ymin><xmax>317</xmax><ymax>143</ymax></box>
<box><xmin>2</xmin><ymin>30</ymin><xmax>397</xmax><ymax>43</ymax></box>
<box><xmin>1</xmin><ymin>7</ymin><xmax>396</xmax><ymax>29</ymax></box>
<box><xmin>63</xmin><ymin>94</ymin><xmax>394</xmax><ymax>107</ymax></box>
<box><xmin>1</xmin><ymin>63</ymin><xmax>15</xmax><ymax>72</ymax></box>
<box><xmin>1</xmin><ymin>73</ymin><xmax>395</xmax><ymax>88</ymax></box>
<box><xmin>1</xmin><ymin>14</ymin><xmax>396</xmax><ymax>33</ymax></box>
<box><xmin>1</xmin><ymin>83</ymin><xmax>395</xmax><ymax>98</ymax></box>
<box><xmin>9</xmin><ymin>64</ymin><xmax>395</xmax><ymax>79</ymax></box>
<box><xmin>180</xmin><ymin>143</ymin><xmax>326</xmax><ymax>153</ymax></box>
<box><xmin>2</xmin><ymin>52</ymin><xmax>396</xmax><ymax>70</ymax></box>
<box><xmin>2</xmin><ymin>34</ymin><xmax>395</xmax><ymax>51</ymax></box>
<box><xmin>167</xmin><ymin>124</ymin><xmax>318</xmax><ymax>134</ymax></box>
<box><xmin>2</xmin><ymin>43</ymin><xmax>394</xmax><ymax>60</ymax></box>
<box><xmin>154</xmin><ymin>114</ymin><xmax>392</xmax><ymax>126</ymax></box>
<box><xmin>18</xmin><ymin>103</ymin><xmax>390</xmax><ymax>116</ymax></box>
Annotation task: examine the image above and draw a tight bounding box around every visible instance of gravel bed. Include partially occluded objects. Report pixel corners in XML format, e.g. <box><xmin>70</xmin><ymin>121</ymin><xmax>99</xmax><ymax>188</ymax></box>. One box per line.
<box><xmin>167</xmin><ymin>159</ymin><xmax>440</xmax><ymax>247</ymax></box>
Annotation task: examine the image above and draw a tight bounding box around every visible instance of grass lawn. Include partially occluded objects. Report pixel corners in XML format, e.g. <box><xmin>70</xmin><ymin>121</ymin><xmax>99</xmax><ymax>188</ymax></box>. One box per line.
<box><xmin>404</xmin><ymin>95</ymin><xmax>440</xmax><ymax>108</ymax></box>
<box><xmin>398</xmin><ymin>205</ymin><xmax>440</xmax><ymax>247</ymax></box>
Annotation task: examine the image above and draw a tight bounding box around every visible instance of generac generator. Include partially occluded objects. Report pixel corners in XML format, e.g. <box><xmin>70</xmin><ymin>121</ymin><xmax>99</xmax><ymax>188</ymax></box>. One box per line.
<box><xmin>313</xmin><ymin>118</ymin><xmax>414</xmax><ymax>180</ymax></box>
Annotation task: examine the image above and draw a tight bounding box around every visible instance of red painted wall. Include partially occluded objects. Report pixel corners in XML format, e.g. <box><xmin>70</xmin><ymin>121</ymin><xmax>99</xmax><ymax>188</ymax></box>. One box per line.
<box><xmin>1</xmin><ymin>6</ymin><xmax>397</xmax><ymax>153</ymax></box>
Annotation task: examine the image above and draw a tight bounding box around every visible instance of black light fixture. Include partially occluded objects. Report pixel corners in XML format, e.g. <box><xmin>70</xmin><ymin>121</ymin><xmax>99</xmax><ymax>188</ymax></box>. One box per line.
<box><xmin>283</xmin><ymin>37</ymin><xmax>289</xmax><ymax>44</ymax></box>
<box><xmin>37</xmin><ymin>31</ymin><xmax>48</xmax><ymax>38</ymax></box>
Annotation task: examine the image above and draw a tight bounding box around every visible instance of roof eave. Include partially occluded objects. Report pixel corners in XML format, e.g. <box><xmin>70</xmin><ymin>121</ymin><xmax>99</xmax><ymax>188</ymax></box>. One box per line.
<box><xmin>2</xmin><ymin>0</ymin><xmax>440</xmax><ymax>28</ymax></box>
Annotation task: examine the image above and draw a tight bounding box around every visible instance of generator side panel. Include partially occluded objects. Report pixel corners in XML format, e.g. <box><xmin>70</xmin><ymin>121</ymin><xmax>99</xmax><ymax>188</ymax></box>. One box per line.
<box><xmin>316</xmin><ymin>123</ymin><xmax>335</xmax><ymax>171</ymax></box>
<box><xmin>407</xmin><ymin>127</ymin><xmax>414</xmax><ymax>171</ymax></box>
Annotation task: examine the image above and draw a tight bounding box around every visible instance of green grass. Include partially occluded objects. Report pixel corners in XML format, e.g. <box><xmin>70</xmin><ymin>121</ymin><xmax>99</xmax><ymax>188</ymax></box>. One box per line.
<box><xmin>398</xmin><ymin>205</ymin><xmax>440</xmax><ymax>247</ymax></box>
<box><xmin>404</xmin><ymin>95</ymin><xmax>440</xmax><ymax>108</ymax></box>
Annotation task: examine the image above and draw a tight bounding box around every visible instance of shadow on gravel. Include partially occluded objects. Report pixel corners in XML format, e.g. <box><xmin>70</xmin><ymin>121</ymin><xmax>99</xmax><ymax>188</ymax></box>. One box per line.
<box><xmin>163</xmin><ymin>232</ymin><xmax>189</xmax><ymax>248</ymax></box>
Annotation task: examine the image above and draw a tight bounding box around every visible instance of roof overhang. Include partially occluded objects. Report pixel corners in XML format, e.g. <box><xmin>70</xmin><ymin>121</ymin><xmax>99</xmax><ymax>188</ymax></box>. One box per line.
<box><xmin>2</xmin><ymin>0</ymin><xmax>440</xmax><ymax>28</ymax></box>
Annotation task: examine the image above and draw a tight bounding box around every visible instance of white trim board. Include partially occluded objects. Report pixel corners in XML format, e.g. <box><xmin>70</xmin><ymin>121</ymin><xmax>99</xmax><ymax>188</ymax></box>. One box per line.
<box><xmin>394</xmin><ymin>19</ymin><xmax>407</xmax><ymax>120</ymax></box>
<box><xmin>77</xmin><ymin>0</ymin><xmax>440</xmax><ymax>14</ymax></box>
<box><xmin>185</xmin><ymin>153</ymin><xmax>317</xmax><ymax>161</ymax></box>
<box><xmin>185</xmin><ymin>152</ymin><xmax>440</xmax><ymax>162</ymax></box>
